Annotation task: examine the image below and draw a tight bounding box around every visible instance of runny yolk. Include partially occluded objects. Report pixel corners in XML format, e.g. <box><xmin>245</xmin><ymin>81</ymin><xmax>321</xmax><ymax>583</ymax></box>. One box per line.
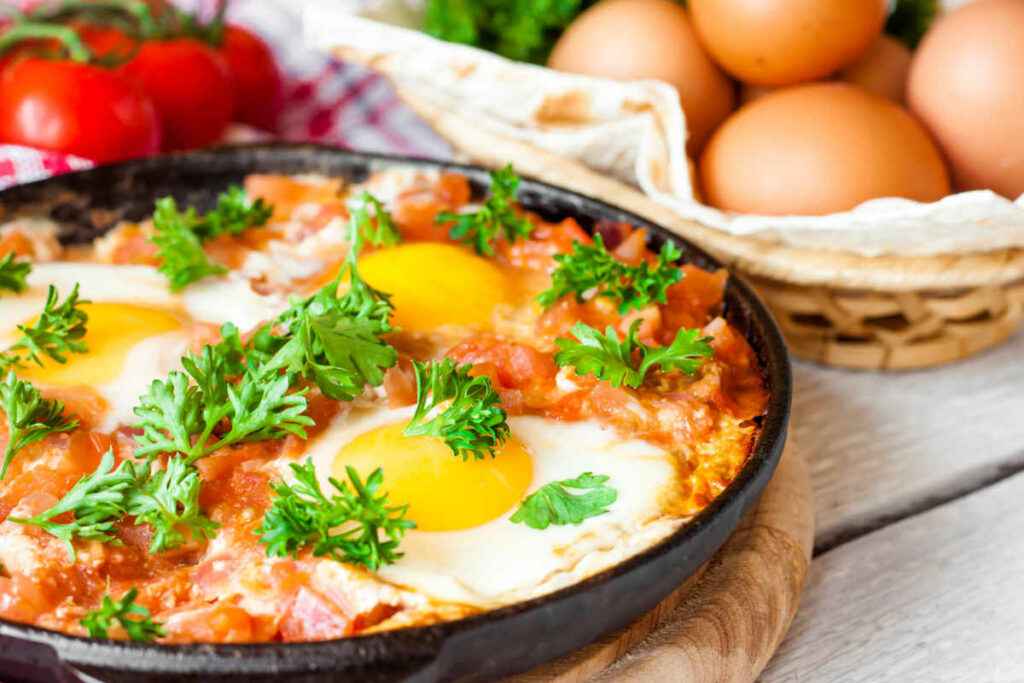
<box><xmin>332</xmin><ymin>422</ymin><xmax>533</xmax><ymax>532</ymax></box>
<box><xmin>357</xmin><ymin>243</ymin><xmax>512</xmax><ymax>332</ymax></box>
<box><xmin>18</xmin><ymin>302</ymin><xmax>183</xmax><ymax>386</ymax></box>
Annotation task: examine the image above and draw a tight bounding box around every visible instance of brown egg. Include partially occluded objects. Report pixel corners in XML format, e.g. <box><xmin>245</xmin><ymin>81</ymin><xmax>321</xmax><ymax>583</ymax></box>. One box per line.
<box><xmin>699</xmin><ymin>83</ymin><xmax>950</xmax><ymax>216</ymax></box>
<box><xmin>840</xmin><ymin>35</ymin><xmax>912</xmax><ymax>103</ymax></box>
<box><xmin>908</xmin><ymin>0</ymin><xmax>1024</xmax><ymax>198</ymax></box>
<box><xmin>689</xmin><ymin>0</ymin><xmax>887</xmax><ymax>86</ymax></box>
<box><xmin>548</xmin><ymin>0</ymin><xmax>735</xmax><ymax>155</ymax></box>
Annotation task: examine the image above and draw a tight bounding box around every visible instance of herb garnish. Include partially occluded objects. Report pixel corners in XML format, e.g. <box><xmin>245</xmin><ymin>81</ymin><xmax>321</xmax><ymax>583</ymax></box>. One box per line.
<box><xmin>0</xmin><ymin>372</ymin><xmax>78</xmax><ymax>481</ymax></box>
<box><xmin>555</xmin><ymin>321</ymin><xmax>713</xmax><ymax>389</ymax></box>
<box><xmin>510</xmin><ymin>472</ymin><xmax>617</xmax><ymax>529</ymax></box>
<box><xmin>5</xmin><ymin>284</ymin><xmax>89</xmax><ymax>368</ymax></box>
<box><xmin>151</xmin><ymin>185</ymin><xmax>272</xmax><ymax>291</ymax></box>
<box><xmin>257</xmin><ymin>459</ymin><xmax>414</xmax><ymax>571</ymax></box>
<box><xmin>404</xmin><ymin>358</ymin><xmax>510</xmax><ymax>461</ymax></box>
<box><xmin>0</xmin><ymin>253</ymin><xmax>31</xmax><ymax>294</ymax></box>
<box><xmin>538</xmin><ymin>235</ymin><xmax>682</xmax><ymax>314</ymax></box>
<box><xmin>9</xmin><ymin>450</ymin><xmax>132</xmax><ymax>559</ymax></box>
<box><xmin>437</xmin><ymin>164</ymin><xmax>533</xmax><ymax>256</ymax></box>
<box><xmin>352</xmin><ymin>191</ymin><xmax>401</xmax><ymax>247</ymax></box>
<box><xmin>80</xmin><ymin>588</ymin><xmax>165</xmax><ymax>642</ymax></box>
<box><xmin>126</xmin><ymin>455</ymin><xmax>219</xmax><ymax>554</ymax></box>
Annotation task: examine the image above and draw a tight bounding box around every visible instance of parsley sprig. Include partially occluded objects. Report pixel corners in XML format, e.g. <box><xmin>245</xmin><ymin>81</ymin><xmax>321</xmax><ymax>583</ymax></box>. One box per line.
<box><xmin>252</xmin><ymin>209</ymin><xmax>397</xmax><ymax>402</ymax></box>
<box><xmin>352</xmin><ymin>191</ymin><xmax>401</xmax><ymax>247</ymax></box>
<box><xmin>0</xmin><ymin>253</ymin><xmax>31</xmax><ymax>294</ymax></box>
<box><xmin>555</xmin><ymin>321</ymin><xmax>714</xmax><ymax>389</ymax></box>
<box><xmin>0</xmin><ymin>372</ymin><xmax>78</xmax><ymax>480</ymax></box>
<box><xmin>404</xmin><ymin>358</ymin><xmax>510</xmax><ymax>461</ymax></box>
<box><xmin>437</xmin><ymin>165</ymin><xmax>533</xmax><ymax>256</ymax></box>
<box><xmin>5</xmin><ymin>284</ymin><xmax>89</xmax><ymax>368</ymax></box>
<box><xmin>11</xmin><ymin>449</ymin><xmax>218</xmax><ymax>557</ymax></box>
<box><xmin>257</xmin><ymin>459</ymin><xmax>414</xmax><ymax>571</ymax></box>
<box><xmin>9</xmin><ymin>450</ymin><xmax>132</xmax><ymax>559</ymax></box>
<box><xmin>151</xmin><ymin>185</ymin><xmax>272</xmax><ymax>291</ymax></box>
<box><xmin>510</xmin><ymin>472</ymin><xmax>617</xmax><ymax>530</ymax></box>
<box><xmin>132</xmin><ymin>331</ymin><xmax>313</xmax><ymax>463</ymax></box>
<box><xmin>80</xmin><ymin>588</ymin><xmax>165</xmax><ymax>642</ymax></box>
<box><xmin>538</xmin><ymin>235</ymin><xmax>683</xmax><ymax>314</ymax></box>
<box><xmin>126</xmin><ymin>456</ymin><xmax>219</xmax><ymax>554</ymax></box>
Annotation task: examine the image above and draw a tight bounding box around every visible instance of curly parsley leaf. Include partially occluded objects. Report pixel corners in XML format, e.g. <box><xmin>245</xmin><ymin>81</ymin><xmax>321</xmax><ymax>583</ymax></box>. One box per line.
<box><xmin>126</xmin><ymin>456</ymin><xmax>219</xmax><ymax>554</ymax></box>
<box><xmin>352</xmin><ymin>191</ymin><xmax>400</xmax><ymax>247</ymax></box>
<box><xmin>9</xmin><ymin>450</ymin><xmax>132</xmax><ymax>560</ymax></box>
<box><xmin>8</xmin><ymin>284</ymin><xmax>89</xmax><ymax>367</ymax></box>
<box><xmin>151</xmin><ymin>197</ymin><xmax>227</xmax><ymax>292</ymax></box>
<box><xmin>510</xmin><ymin>472</ymin><xmax>617</xmax><ymax>530</ymax></box>
<box><xmin>437</xmin><ymin>164</ymin><xmax>532</xmax><ymax>256</ymax></box>
<box><xmin>538</xmin><ymin>235</ymin><xmax>682</xmax><ymax>314</ymax></box>
<box><xmin>554</xmin><ymin>321</ymin><xmax>713</xmax><ymax>389</ymax></box>
<box><xmin>404</xmin><ymin>358</ymin><xmax>510</xmax><ymax>461</ymax></box>
<box><xmin>150</xmin><ymin>186</ymin><xmax>272</xmax><ymax>291</ymax></box>
<box><xmin>257</xmin><ymin>459</ymin><xmax>414</xmax><ymax>571</ymax></box>
<box><xmin>886</xmin><ymin>0</ymin><xmax>938</xmax><ymax>48</ymax></box>
<box><xmin>80</xmin><ymin>588</ymin><xmax>165</xmax><ymax>642</ymax></box>
<box><xmin>424</xmin><ymin>0</ymin><xmax>591</xmax><ymax>63</ymax></box>
<box><xmin>0</xmin><ymin>253</ymin><xmax>31</xmax><ymax>294</ymax></box>
<box><xmin>133</xmin><ymin>363</ymin><xmax>313</xmax><ymax>463</ymax></box>
<box><xmin>0</xmin><ymin>372</ymin><xmax>78</xmax><ymax>481</ymax></box>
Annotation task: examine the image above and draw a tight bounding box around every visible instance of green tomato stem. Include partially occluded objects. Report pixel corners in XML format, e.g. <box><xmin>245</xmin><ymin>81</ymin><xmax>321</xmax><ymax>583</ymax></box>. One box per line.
<box><xmin>0</xmin><ymin>22</ymin><xmax>94</xmax><ymax>63</ymax></box>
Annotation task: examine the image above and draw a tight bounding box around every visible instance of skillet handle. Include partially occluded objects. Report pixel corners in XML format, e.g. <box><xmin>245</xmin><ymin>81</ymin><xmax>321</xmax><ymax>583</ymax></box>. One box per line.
<box><xmin>0</xmin><ymin>635</ymin><xmax>85</xmax><ymax>683</ymax></box>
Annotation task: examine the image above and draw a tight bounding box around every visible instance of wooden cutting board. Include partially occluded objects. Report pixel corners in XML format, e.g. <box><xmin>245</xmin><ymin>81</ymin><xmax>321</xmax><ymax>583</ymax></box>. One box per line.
<box><xmin>509</xmin><ymin>443</ymin><xmax>814</xmax><ymax>683</ymax></box>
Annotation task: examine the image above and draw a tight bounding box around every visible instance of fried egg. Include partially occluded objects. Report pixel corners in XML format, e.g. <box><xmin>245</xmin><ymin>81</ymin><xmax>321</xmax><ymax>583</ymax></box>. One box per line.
<box><xmin>297</xmin><ymin>406</ymin><xmax>684</xmax><ymax>608</ymax></box>
<box><xmin>0</xmin><ymin>262</ymin><xmax>287</xmax><ymax>429</ymax></box>
<box><xmin>357</xmin><ymin>243</ymin><xmax>514</xmax><ymax>334</ymax></box>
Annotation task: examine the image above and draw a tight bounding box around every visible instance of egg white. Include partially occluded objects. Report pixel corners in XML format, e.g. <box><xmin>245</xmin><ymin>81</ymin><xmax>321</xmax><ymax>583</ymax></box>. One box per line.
<box><xmin>295</xmin><ymin>407</ymin><xmax>685</xmax><ymax>608</ymax></box>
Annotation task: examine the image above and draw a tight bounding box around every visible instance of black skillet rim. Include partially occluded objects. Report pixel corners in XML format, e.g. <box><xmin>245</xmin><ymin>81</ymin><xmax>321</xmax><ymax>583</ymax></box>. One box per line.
<box><xmin>0</xmin><ymin>144</ymin><xmax>792</xmax><ymax>682</ymax></box>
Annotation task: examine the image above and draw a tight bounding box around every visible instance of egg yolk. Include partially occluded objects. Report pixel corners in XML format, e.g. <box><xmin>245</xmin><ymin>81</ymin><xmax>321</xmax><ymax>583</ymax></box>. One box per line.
<box><xmin>19</xmin><ymin>303</ymin><xmax>183</xmax><ymax>386</ymax></box>
<box><xmin>333</xmin><ymin>422</ymin><xmax>533</xmax><ymax>532</ymax></box>
<box><xmin>357</xmin><ymin>243</ymin><xmax>512</xmax><ymax>332</ymax></box>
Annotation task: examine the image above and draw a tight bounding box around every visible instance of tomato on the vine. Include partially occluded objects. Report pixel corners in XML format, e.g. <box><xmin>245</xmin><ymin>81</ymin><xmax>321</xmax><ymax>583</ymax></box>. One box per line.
<box><xmin>118</xmin><ymin>38</ymin><xmax>234</xmax><ymax>151</ymax></box>
<box><xmin>0</xmin><ymin>57</ymin><xmax>161</xmax><ymax>162</ymax></box>
<box><xmin>220</xmin><ymin>25</ymin><xmax>284</xmax><ymax>132</ymax></box>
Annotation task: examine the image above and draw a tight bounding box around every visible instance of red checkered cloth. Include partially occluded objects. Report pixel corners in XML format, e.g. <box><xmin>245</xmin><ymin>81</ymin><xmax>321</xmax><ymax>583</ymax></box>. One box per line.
<box><xmin>0</xmin><ymin>0</ymin><xmax>451</xmax><ymax>190</ymax></box>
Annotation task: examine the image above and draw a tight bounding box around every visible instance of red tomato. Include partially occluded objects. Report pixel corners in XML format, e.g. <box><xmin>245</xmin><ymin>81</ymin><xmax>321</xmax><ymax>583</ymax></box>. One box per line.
<box><xmin>0</xmin><ymin>58</ymin><xmax>161</xmax><ymax>162</ymax></box>
<box><xmin>119</xmin><ymin>38</ymin><xmax>233</xmax><ymax>151</ymax></box>
<box><xmin>220</xmin><ymin>25</ymin><xmax>283</xmax><ymax>132</ymax></box>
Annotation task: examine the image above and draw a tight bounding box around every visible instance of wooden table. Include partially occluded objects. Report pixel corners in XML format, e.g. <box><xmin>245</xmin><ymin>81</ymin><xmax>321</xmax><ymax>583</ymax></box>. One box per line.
<box><xmin>761</xmin><ymin>329</ymin><xmax>1024</xmax><ymax>681</ymax></box>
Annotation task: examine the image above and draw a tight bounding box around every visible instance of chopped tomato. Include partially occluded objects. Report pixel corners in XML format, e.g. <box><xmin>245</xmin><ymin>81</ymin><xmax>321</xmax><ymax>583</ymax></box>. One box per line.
<box><xmin>280</xmin><ymin>587</ymin><xmax>352</xmax><ymax>642</ymax></box>
<box><xmin>244</xmin><ymin>175</ymin><xmax>343</xmax><ymax>221</ymax></box>
<box><xmin>500</xmin><ymin>216</ymin><xmax>589</xmax><ymax>270</ymax></box>
<box><xmin>163</xmin><ymin>604</ymin><xmax>264</xmax><ymax>644</ymax></box>
<box><xmin>661</xmin><ymin>266</ymin><xmax>728</xmax><ymax>338</ymax></box>
<box><xmin>447</xmin><ymin>336</ymin><xmax>558</xmax><ymax>413</ymax></box>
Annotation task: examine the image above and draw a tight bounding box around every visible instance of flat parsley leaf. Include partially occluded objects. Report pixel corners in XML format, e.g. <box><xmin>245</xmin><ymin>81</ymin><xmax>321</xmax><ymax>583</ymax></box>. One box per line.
<box><xmin>0</xmin><ymin>253</ymin><xmax>31</xmax><ymax>294</ymax></box>
<box><xmin>510</xmin><ymin>472</ymin><xmax>617</xmax><ymax>530</ymax></box>
<box><xmin>257</xmin><ymin>459</ymin><xmax>414</xmax><ymax>571</ymax></box>
<box><xmin>554</xmin><ymin>321</ymin><xmax>713</xmax><ymax>389</ymax></box>
<box><xmin>538</xmin><ymin>235</ymin><xmax>682</xmax><ymax>314</ymax></box>
<box><xmin>404</xmin><ymin>358</ymin><xmax>510</xmax><ymax>460</ymax></box>
<box><xmin>352</xmin><ymin>191</ymin><xmax>401</xmax><ymax>247</ymax></box>
<box><xmin>436</xmin><ymin>164</ymin><xmax>532</xmax><ymax>256</ymax></box>
<box><xmin>80</xmin><ymin>588</ymin><xmax>165</xmax><ymax>642</ymax></box>
<box><xmin>0</xmin><ymin>372</ymin><xmax>78</xmax><ymax>480</ymax></box>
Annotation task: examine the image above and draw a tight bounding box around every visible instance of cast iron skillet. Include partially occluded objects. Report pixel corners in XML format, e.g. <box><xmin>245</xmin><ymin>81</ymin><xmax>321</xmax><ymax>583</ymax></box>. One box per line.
<box><xmin>0</xmin><ymin>144</ymin><xmax>791</xmax><ymax>683</ymax></box>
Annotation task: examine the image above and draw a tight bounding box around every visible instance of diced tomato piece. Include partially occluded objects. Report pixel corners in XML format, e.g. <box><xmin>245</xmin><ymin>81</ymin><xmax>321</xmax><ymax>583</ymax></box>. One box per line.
<box><xmin>661</xmin><ymin>266</ymin><xmax>728</xmax><ymax>337</ymax></box>
<box><xmin>447</xmin><ymin>336</ymin><xmax>558</xmax><ymax>413</ymax></box>
<box><xmin>107</xmin><ymin>225</ymin><xmax>160</xmax><ymax>265</ymax></box>
<box><xmin>244</xmin><ymin>174</ymin><xmax>342</xmax><ymax>221</ymax></box>
<box><xmin>163</xmin><ymin>603</ymin><xmax>260</xmax><ymax>643</ymax></box>
<box><xmin>279</xmin><ymin>587</ymin><xmax>352</xmax><ymax>642</ymax></box>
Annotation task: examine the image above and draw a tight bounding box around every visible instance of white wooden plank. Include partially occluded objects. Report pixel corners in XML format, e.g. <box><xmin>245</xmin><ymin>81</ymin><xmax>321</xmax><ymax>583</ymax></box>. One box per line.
<box><xmin>761</xmin><ymin>469</ymin><xmax>1024</xmax><ymax>683</ymax></box>
<box><xmin>792</xmin><ymin>329</ymin><xmax>1024</xmax><ymax>548</ymax></box>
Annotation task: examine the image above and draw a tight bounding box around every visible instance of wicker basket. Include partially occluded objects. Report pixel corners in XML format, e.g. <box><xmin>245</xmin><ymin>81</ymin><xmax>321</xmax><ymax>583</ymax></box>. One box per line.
<box><xmin>366</xmin><ymin>90</ymin><xmax>1024</xmax><ymax>371</ymax></box>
